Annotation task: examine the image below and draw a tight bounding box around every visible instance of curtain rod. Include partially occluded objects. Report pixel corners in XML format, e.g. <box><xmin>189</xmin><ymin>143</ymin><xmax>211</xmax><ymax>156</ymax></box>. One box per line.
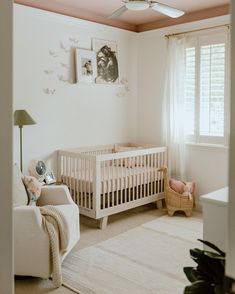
<box><xmin>165</xmin><ymin>24</ymin><xmax>230</xmax><ymax>38</ymax></box>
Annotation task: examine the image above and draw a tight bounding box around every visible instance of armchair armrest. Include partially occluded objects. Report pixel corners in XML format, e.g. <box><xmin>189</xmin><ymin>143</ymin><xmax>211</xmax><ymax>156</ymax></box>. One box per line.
<box><xmin>14</xmin><ymin>205</ymin><xmax>43</xmax><ymax>231</ymax></box>
<box><xmin>14</xmin><ymin>206</ymin><xmax>51</xmax><ymax>277</ymax></box>
<box><xmin>37</xmin><ymin>185</ymin><xmax>75</xmax><ymax>206</ymax></box>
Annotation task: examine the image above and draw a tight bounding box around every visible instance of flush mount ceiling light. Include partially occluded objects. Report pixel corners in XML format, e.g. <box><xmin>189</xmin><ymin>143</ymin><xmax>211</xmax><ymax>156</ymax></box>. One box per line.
<box><xmin>125</xmin><ymin>1</ymin><xmax>149</xmax><ymax>11</ymax></box>
<box><xmin>108</xmin><ymin>0</ymin><xmax>185</xmax><ymax>19</ymax></box>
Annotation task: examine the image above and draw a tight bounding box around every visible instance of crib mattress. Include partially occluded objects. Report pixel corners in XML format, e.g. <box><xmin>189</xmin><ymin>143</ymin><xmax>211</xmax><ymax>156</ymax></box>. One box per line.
<box><xmin>62</xmin><ymin>166</ymin><xmax>162</xmax><ymax>194</ymax></box>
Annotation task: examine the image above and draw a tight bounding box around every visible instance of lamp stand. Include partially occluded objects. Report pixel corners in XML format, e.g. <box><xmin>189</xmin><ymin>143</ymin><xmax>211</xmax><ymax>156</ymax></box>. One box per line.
<box><xmin>19</xmin><ymin>126</ymin><xmax>23</xmax><ymax>172</ymax></box>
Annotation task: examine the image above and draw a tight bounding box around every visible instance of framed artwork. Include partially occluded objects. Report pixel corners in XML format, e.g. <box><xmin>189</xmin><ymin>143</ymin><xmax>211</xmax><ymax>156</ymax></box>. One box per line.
<box><xmin>92</xmin><ymin>39</ymin><xmax>119</xmax><ymax>84</ymax></box>
<box><xmin>76</xmin><ymin>49</ymin><xmax>97</xmax><ymax>83</ymax></box>
<box><xmin>44</xmin><ymin>171</ymin><xmax>56</xmax><ymax>185</ymax></box>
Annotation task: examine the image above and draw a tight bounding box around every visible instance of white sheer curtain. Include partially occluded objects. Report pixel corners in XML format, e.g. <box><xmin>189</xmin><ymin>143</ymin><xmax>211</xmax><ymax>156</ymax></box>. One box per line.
<box><xmin>163</xmin><ymin>36</ymin><xmax>187</xmax><ymax>180</ymax></box>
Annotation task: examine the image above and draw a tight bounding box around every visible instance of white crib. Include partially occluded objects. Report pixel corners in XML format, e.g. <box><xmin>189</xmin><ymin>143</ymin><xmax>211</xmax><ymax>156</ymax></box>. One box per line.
<box><xmin>58</xmin><ymin>143</ymin><xmax>167</xmax><ymax>229</ymax></box>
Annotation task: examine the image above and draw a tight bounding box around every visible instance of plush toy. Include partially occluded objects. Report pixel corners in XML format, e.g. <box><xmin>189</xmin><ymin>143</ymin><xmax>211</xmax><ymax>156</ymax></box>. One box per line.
<box><xmin>182</xmin><ymin>182</ymin><xmax>196</xmax><ymax>200</ymax></box>
<box><xmin>169</xmin><ymin>178</ymin><xmax>195</xmax><ymax>199</ymax></box>
<box><xmin>169</xmin><ymin>178</ymin><xmax>185</xmax><ymax>194</ymax></box>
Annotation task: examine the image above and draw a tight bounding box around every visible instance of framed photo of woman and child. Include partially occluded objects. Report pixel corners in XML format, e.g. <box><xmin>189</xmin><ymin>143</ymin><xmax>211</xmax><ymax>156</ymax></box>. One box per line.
<box><xmin>76</xmin><ymin>49</ymin><xmax>97</xmax><ymax>83</ymax></box>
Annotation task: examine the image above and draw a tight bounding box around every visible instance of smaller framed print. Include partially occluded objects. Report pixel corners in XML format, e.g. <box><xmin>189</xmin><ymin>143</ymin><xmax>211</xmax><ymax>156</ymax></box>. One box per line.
<box><xmin>76</xmin><ymin>49</ymin><xmax>97</xmax><ymax>83</ymax></box>
<box><xmin>44</xmin><ymin>171</ymin><xmax>56</xmax><ymax>185</ymax></box>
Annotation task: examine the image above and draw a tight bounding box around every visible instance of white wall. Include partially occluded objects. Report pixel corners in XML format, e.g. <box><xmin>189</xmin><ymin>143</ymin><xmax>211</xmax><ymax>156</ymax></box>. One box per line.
<box><xmin>0</xmin><ymin>1</ymin><xmax>13</xmax><ymax>293</ymax></box>
<box><xmin>227</xmin><ymin>0</ymin><xmax>235</xmax><ymax>280</ymax></box>
<box><xmin>14</xmin><ymin>4</ymin><xmax>138</xmax><ymax>173</ymax></box>
<box><xmin>137</xmin><ymin>15</ymin><xmax>230</xmax><ymax>203</ymax></box>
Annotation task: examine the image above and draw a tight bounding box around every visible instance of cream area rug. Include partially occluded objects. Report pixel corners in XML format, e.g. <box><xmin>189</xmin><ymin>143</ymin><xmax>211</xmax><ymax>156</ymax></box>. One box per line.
<box><xmin>62</xmin><ymin>215</ymin><xmax>202</xmax><ymax>294</ymax></box>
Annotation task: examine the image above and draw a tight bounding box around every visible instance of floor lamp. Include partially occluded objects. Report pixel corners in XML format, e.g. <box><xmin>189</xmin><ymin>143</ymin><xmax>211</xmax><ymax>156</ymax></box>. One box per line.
<box><xmin>14</xmin><ymin>110</ymin><xmax>36</xmax><ymax>172</ymax></box>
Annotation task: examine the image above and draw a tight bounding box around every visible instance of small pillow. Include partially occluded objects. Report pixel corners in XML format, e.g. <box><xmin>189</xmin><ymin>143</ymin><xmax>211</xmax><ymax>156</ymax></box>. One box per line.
<box><xmin>23</xmin><ymin>176</ymin><xmax>41</xmax><ymax>205</ymax></box>
<box><xmin>169</xmin><ymin>178</ymin><xmax>185</xmax><ymax>194</ymax></box>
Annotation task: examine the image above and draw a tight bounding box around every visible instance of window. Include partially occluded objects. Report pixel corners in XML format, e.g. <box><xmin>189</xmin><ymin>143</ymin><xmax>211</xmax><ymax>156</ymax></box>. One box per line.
<box><xmin>184</xmin><ymin>32</ymin><xmax>229</xmax><ymax>145</ymax></box>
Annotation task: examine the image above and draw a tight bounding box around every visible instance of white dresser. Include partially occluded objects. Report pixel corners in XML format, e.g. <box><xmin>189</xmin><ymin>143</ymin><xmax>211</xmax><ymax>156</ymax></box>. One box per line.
<box><xmin>201</xmin><ymin>187</ymin><xmax>228</xmax><ymax>252</ymax></box>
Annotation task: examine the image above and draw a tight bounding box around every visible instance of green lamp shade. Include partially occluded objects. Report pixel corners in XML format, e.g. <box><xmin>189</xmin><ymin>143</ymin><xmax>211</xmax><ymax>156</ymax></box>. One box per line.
<box><xmin>14</xmin><ymin>110</ymin><xmax>36</xmax><ymax>127</ymax></box>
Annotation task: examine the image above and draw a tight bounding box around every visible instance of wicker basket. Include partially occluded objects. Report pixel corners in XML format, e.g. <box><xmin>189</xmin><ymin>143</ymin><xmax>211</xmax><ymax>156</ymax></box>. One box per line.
<box><xmin>161</xmin><ymin>167</ymin><xmax>194</xmax><ymax>217</ymax></box>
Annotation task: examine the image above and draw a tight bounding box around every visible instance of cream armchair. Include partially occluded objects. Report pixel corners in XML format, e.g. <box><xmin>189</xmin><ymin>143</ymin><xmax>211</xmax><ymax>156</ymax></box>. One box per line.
<box><xmin>14</xmin><ymin>177</ymin><xmax>80</xmax><ymax>278</ymax></box>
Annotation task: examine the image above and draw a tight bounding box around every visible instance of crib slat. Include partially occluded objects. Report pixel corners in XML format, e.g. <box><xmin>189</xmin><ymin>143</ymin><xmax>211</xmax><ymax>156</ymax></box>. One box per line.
<box><xmin>66</xmin><ymin>155</ymin><xmax>69</xmax><ymax>187</ymax></box>
<box><xmin>152</xmin><ymin>154</ymin><xmax>154</xmax><ymax>194</ymax></box>
<box><xmin>61</xmin><ymin>155</ymin><xmax>63</xmax><ymax>183</ymax></box>
<box><xmin>136</xmin><ymin>156</ymin><xmax>139</xmax><ymax>200</ymax></box>
<box><xmin>72</xmin><ymin>156</ymin><xmax>75</xmax><ymax>202</ymax></box>
<box><xmin>81</xmin><ymin>159</ymin><xmax>84</xmax><ymax>207</ymax></box>
<box><xmin>93</xmin><ymin>159</ymin><xmax>101</xmax><ymax>213</ymax></box>
<box><xmin>76</xmin><ymin>158</ymin><xmax>78</xmax><ymax>205</ymax></box>
<box><xmin>158</xmin><ymin>170</ymin><xmax>161</xmax><ymax>194</ymax></box>
<box><xmin>154</xmin><ymin>154</ymin><xmax>157</xmax><ymax>194</ymax></box>
<box><xmin>112</xmin><ymin>159</ymin><xmax>114</xmax><ymax>207</ymax></box>
<box><xmin>132</xmin><ymin>158</ymin><xmax>135</xmax><ymax>200</ymax></box>
<box><xmin>68</xmin><ymin>156</ymin><xmax>71</xmax><ymax>189</ymax></box>
<box><xmin>102</xmin><ymin>161</ymin><xmax>105</xmax><ymax>209</ymax></box>
<box><xmin>128</xmin><ymin>158</ymin><xmax>131</xmax><ymax>202</ymax></box>
<box><xmin>64</xmin><ymin>155</ymin><xmax>67</xmax><ymax>186</ymax></box>
<box><xmin>144</xmin><ymin>155</ymin><xmax>146</xmax><ymax>198</ymax></box>
<box><xmin>151</xmin><ymin>153</ymin><xmax>153</xmax><ymax>195</ymax></box>
<box><xmin>74</xmin><ymin>156</ymin><xmax>77</xmax><ymax>203</ymax></box>
<box><xmin>68</xmin><ymin>156</ymin><xmax>70</xmax><ymax>189</ymax></box>
<box><xmin>78</xmin><ymin>158</ymin><xmax>81</xmax><ymax>207</ymax></box>
<box><xmin>161</xmin><ymin>164</ymin><xmax>164</xmax><ymax>193</ymax></box>
<box><xmin>88</xmin><ymin>159</ymin><xmax>91</xmax><ymax>209</ymax></box>
<box><xmin>62</xmin><ymin>155</ymin><xmax>64</xmax><ymax>184</ymax></box>
<box><xmin>134</xmin><ymin>157</ymin><xmax>137</xmax><ymax>200</ymax></box>
<box><xmin>120</xmin><ymin>159</ymin><xmax>123</xmax><ymax>204</ymax></box>
<box><xmin>107</xmin><ymin>162</ymin><xmax>110</xmax><ymax>208</ymax></box>
<box><xmin>124</xmin><ymin>158</ymin><xmax>128</xmax><ymax>203</ymax></box>
<box><xmin>130</xmin><ymin>157</ymin><xmax>133</xmax><ymax>201</ymax></box>
<box><xmin>157</xmin><ymin>152</ymin><xmax>159</xmax><ymax>171</ymax></box>
<box><xmin>78</xmin><ymin>158</ymin><xmax>81</xmax><ymax>206</ymax></box>
<box><xmin>140</xmin><ymin>155</ymin><xmax>143</xmax><ymax>199</ymax></box>
<box><xmin>118</xmin><ymin>159</ymin><xmax>121</xmax><ymax>205</ymax></box>
<box><xmin>147</xmin><ymin>154</ymin><xmax>150</xmax><ymax>197</ymax></box>
<box><xmin>84</xmin><ymin>159</ymin><xmax>87</xmax><ymax>208</ymax></box>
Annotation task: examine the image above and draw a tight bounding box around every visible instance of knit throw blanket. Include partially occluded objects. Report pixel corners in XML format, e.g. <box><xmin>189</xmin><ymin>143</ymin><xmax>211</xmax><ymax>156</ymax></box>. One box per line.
<box><xmin>39</xmin><ymin>205</ymin><xmax>70</xmax><ymax>287</ymax></box>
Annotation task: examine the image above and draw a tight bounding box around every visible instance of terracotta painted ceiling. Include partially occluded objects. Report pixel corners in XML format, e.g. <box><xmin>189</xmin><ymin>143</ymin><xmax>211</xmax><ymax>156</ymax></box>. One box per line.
<box><xmin>15</xmin><ymin>0</ymin><xmax>230</xmax><ymax>32</ymax></box>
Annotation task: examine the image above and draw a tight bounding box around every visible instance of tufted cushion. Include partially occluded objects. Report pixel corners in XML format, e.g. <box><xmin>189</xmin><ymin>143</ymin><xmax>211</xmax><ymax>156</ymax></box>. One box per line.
<box><xmin>13</xmin><ymin>164</ymin><xmax>28</xmax><ymax>206</ymax></box>
<box><xmin>23</xmin><ymin>176</ymin><xmax>42</xmax><ymax>205</ymax></box>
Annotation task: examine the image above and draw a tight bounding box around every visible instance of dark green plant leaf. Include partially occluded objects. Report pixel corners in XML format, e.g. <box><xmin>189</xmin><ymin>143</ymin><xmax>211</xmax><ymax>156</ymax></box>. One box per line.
<box><xmin>183</xmin><ymin>240</ymin><xmax>225</xmax><ymax>294</ymax></box>
<box><xmin>196</xmin><ymin>256</ymin><xmax>224</xmax><ymax>283</ymax></box>
<box><xmin>189</xmin><ymin>248</ymin><xmax>225</xmax><ymax>283</ymax></box>
<box><xmin>184</xmin><ymin>267</ymin><xmax>202</xmax><ymax>283</ymax></box>
<box><xmin>184</xmin><ymin>280</ymin><xmax>214</xmax><ymax>294</ymax></box>
<box><xmin>198</xmin><ymin>239</ymin><xmax>226</xmax><ymax>257</ymax></box>
<box><xmin>204</xmin><ymin>251</ymin><xmax>226</xmax><ymax>261</ymax></box>
<box><xmin>190</xmin><ymin>248</ymin><xmax>204</xmax><ymax>263</ymax></box>
<box><xmin>190</xmin><ymin>249</ymin><xmax>224</xmax><ymax>263</ymax></box>
<box><xmin>214</xmin><ymin>284</ymin><xmax>224</xmax><ymax>294</ymax></box>
<box><xmin>190</xmin><ymin>248</ymin><xmax>202</xmax><ymax>259</ymax></box>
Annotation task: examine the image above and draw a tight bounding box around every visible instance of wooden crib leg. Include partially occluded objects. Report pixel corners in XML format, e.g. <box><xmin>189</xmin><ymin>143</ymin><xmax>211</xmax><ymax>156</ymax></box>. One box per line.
<box><xmin>99</xmin><ymin>216</ymin><xmax>108</xmax><ymax>230</ymax></box>
<box><xmin>156</xmin><ymin>200</ymin><xmax>163</xmax><ymax>210</ymax></box>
